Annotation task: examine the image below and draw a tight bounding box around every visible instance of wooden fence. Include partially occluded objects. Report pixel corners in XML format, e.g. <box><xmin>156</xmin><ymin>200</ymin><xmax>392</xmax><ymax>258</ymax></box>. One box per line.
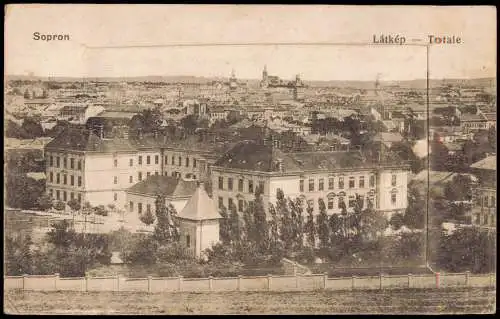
<box><xmin>4</xmin><ymin>272</ymin><xmax>496</xmax><ymax>293</ymax></box>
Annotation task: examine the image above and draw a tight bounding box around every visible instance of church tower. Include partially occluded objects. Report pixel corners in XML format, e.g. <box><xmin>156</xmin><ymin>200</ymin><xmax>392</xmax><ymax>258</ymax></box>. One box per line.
<box><xmin>262</xmin><ymin>65</ymin><xmax>268</xmax><ymax>81</ymax></box>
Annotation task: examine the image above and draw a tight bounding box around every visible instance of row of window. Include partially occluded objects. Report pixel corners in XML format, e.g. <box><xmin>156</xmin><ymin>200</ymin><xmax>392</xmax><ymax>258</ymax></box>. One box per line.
<box><xmin>474</xmin><ymin>212</ymin><xmax>496</xmax><ymax>226</ymax></box>
<box><xmin>129</xmin><ymin>201</ymin><xmax>151</xmax><ymax>214</ymax></box>
<box><xmin>48</xmin><ymin>189</ymin><xmax>82</xmax><ymax>203</ymax></box>
<box><xmin>49</xmin><ymin>172</ymin><xmax>82</xmax><ymax>187</ymax></box>
<box><xmin>121</xmin><ymin>155</ymin><xmax>198</xmax><ymax>168</ymax></box>
<box><xmin>299</xmin><ymin>174</ymin><xmax>397</xmax><ymax>192</ymax></box>
<box><xmin>49</xmin><ymin>156</ymin><xmax>82</xmax><ymax>170</ymax></box>
<box><xmin>218</xmin><ymin>197</ymin><xmax>247</xmax><ymax>212</ymax></box>
<box><xmin>476</xmin><ymin>195</ymin><xmax>496</xmax><ymax>208</ymax></box>
<box><xmin>218</xmin><ymin>177</ymin><xmax>265</xmax><ymax>194</ymax></box>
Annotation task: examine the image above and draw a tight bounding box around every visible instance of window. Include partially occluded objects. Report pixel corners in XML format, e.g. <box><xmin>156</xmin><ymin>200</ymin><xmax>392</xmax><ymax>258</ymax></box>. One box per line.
<box><xmin>328</xmin><ymin>177</ymin><xmax>334</xmax><ymax>190</ymax></box>
<box><xmin>77</xmin><ymin>160</ymin><xmax>82</xmax><ymax>170</ymax></box>
<box><xmin>138</xmin><ymin>172</ymin><xmax>143</xmax><ymax>181</ymax></box>
<box><xmin>328</xmin><ymin>197</ymin><xmax>334</xmax><ymax>209</ymax></box>
<box><xmin>56</xmin><ymin>190</ymin><xmax>60</xmax><ymax>200</ymax></box>
<box><xmin>391</xmin><ymin>174</ymin><xmax>397</xmax><ymax>187</ymax></box>
<box><xmin>155</xmin><ymin>171</ymin><xmax>159</xmax><ymax>176</ymax></box>
<box><xmin>338</xmin><ymin>177</ymin><xmax>344</xmax><ymax>189</ymax></box>
<box><xmin>63</xmin><ymin>157</ymin><xmax>67</xmax><ymax>168</ymax></box>
<box><xmin>359</xmin><ymin>176</ymin><xmax>365</xmax><ymax>188</ymax></box>
<box><xmin>218</xmin><ymin>197</ymin><xmax>224</xmax><ymax>208</ymax></box>
<box><xmin>259</xmin><ymin>181</ymin><xmax>265</xmax><ymax>193</ymax></box>
<box><xmin>129</xmin><ymin>159</ymin><xmax>133</xmax><ymax>167</ymax></box>
<box><xmin>50</xmin><ymin>156</ymin><xmax>54</xmax><ymax>167</ymax></box>
<box><xmin>49</xmin><ymin>172</ymin><xmax>54</xmax><ymax>183</ymax></box>
<box><xmin>178</xmin><ymin>156</ymin><xmax>182</xmax><ymax>166</ymax></box>
<box><xmin>307</xmin><ymin>199</ymin><xmax>314</xmax><ymax>209</ymax></box>
<box><xmin>238</xmin><ymin>179</ymin><xmax>244</xmax><ymax>192</ymax></box>
<box><xmin>70</xmin><ymin>175</ymin><xmax>74</xmax><ymax>186</ymax></box>
<box><xmin>155</xmin><ymin>155</ymin><xmax>159</xmax><ymax>165</ymax></box>
<box><xmin>63</xmin><ymin>191</ymin><xmax>67</xmax><ymax>201</ymax></box>
<box><xmin>172</xmin><ymin>155</ymin><xmax>175</xmax><ymax>165</ymax></box>
<box><xmin>186</xmin><ymin>235</ymin><xmax>191</xmax><ymax>248</ymax></box>
<box><xmin>114</xmin><ymin>176</ymin><xmax>118</xmax><ymax>184</ymax></box>
<box><xmin>129</xmin><ymin>201</ymin><xmax>134</xmax><ymax>212</ymax></box>
<box><xmin>491</xmin><ymin>196</ymin><xmax>496</xmax><ymax>207</ymax></box>
<box><xmin>146</xmin><ymin>156</ymin><xmax>151</xmax><ymax>165</ymax></box>
<box><xmin>391</xmin><ymin>192</ymin><xmax>397</xmax><ymax>205</ymax></box>
<box><xmin>483</xmin><ymin>196</ymin><xmax>488</xmax><ymax>207</ymax></box>
<box><xmin>77</xmin><ymin>193</ymin><xmax>81</xmax><ymax>203</ymax></box>
<box><xmin>193</xmin><ymin>159</ymin><xmax>197</xmax><ymax>168</ymax></box>
<box><xmin>338</xmin><ymin>197</ymin><xmax>345</xmax><ymax>209</ymax></box>
<box><xmin>138</xmin><ymin>156</ymin><xmax>143</xmax><ymax>165</ymax></box>
<box><xmin>475</xmin><ymin>214</ymin><xmax>481</xmax><ymax>224</ymax></box>
<box><xmin>147</xmin><ymin>172</ymin><xmax>151</xmax><ymax>178</ymax></box>
<box><xmin>308</xmin><ymin>179</ymin><xmax>314</xmax><ymax>192</ymax></box>
<box><xmin>164</xmin><ymin>156</ymin><xmax>168</xmax><ymax>165</ymax></box>
<box><xmin>129</xmin><ymin>176</ymin><xmax>133</xmax><ymax>183</ymax></box>
<box><xmin>70</xmin><ymin>192</ymin><xmax>74</xmax><ymax>200</ymax></box>
<box><xmin>348</xmin><ymin>195</ymin><xmax>356</xmax><ymax>208</ymax></box>
<box><xmin>238</xmin><ymin>199</ymin><xmax>244</xmax><ymax>212</ymax></box>
<box><xmin>78</xmin><ymin>176</ymin><xmax>82</xmax><ymax>187</ymax></box>
<box><xmin>56</xmin><ymin>173</ymin><xmax>60</xmax><ymax>184</ymax></box>
<box><xmin>56</xmin><ymin>157</ymin><xmax>60</xmax><ymax>168</ymax></box>
<box><xmin>138</xmin><ymin>203</ymin><xmax>143</xmax><ymax>214</ymax></box>
<box><xmin>114</xmin><ymin>193</ymin><xmax>118</xmax><ymax>201</ymax></box>
<box><xmin>63</xmin><ymin>174</ymin><xmax>67</xmax><ymax>185</ymax></box>
<box><xmin>146</xmin><ymin>204</ymin><xmax>151</xmax><ymax>213</ymax></box>
<box><xmin>369</xmin><ymin>175</ymin><xmax>375</xmax><ymax>188</ymax></box>
<box><xmin>483</xmin><ymin>214</ymin><xmax>489</xmax><ymax>225</ymax></box>
<box><xmin>218</xmin><ymin>177</ymin><xmax>224</xmax><ymax>190</ymax></box>
<box><xmin>186</xmin><ymin>157</ymin><xmax>189</xmax><ymax>167</ymax></box>
<box><xmin>228</xmin><ymin>178</ymin><xmax>233</xmax><ymax>191</ymax></box>
<box><xmin>114</xmin><ymin>159</ymin><xmax>118</xmax><ymax>167</ymax></box>
<box><xmin>248</xmin><ymin>180</ymin><xmax>254</xmax><ymax>194</ymax></box>
<box><xmin>319</xmin><ymin>178</ymin><xmax>324</xmax><ymax>191</ymax></box>
<box><xmin>228</xmin><ymin>198</ymin><xmax>234</xmax><ymax>210</ymax></box>
<box><xmin>299</xmin><ymin>179</ymin><xmax>304</xmax><ymax>192</ymax></box>
<box><xmin>49</xmin><ymin>189</ymin><xmax>53</xmax><ymax>198</ymax></box>
<box><xmin>70</xmin><ymin>158</ymin><xmax>74</xmax><ymax>169</ymax></box>
<box><xmin>349</xmin><ymin>177</ymin><xmax>355</xmax><ymax>189</ymax></box>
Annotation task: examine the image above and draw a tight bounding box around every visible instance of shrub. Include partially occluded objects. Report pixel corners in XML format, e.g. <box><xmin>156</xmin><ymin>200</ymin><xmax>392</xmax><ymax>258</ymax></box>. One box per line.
<box><xmin>53</xmin><ymin>200</ymin><xmax>66</xmax><ymax>211</ymax></box>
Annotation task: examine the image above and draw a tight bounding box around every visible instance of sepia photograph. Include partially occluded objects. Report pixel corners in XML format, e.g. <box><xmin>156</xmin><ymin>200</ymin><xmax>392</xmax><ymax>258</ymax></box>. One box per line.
<box><xmin>3</xmin><ymin>4</ymin><xmax>497</xmax><ymax>314</ymax></box>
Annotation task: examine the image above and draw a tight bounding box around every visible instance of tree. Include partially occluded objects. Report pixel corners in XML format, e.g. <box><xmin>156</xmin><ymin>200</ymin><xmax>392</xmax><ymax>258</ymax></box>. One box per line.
<box><xmin>140</xmin><ymin>207</ymin><xmax>156</xmax><ymax>226</ymax></box>
<box><xmin>390</xmin><ymin>213</ymin><xmax>405</xmax><ymax>231</ymax></box>
<box><xmin>268</xmin><ymin>204</ymin><xmax>281</xmax><ymax>250</ymax></box>
<box><xmin>253</xmin><ymin>185</ymin><xmax>269</xmax><ymax>252</ymax></box>
<box><xmin>67</xmin><ymin>198</ymin><xmax>81</xmax><ymax>212</ymax></box>
<box><xmin>53</xmin><ymin>200</ymin><xmax>65</xmax><ymax>211</ymax></box>
<box><xmin>21</xmin><ymin>118</ymin><xmax>44</xmax><ymax>138</ymax></box>
<box><xmin>404</xmin><ymin>182</ymin><xmax>426</xmax><ymax>229</ymax></box>
<box><xmin>276</xmin><ymin>189</ymin><xmax>294</xmax><ymax>251</ymax></box>
<box><xmin>444</xmin><ymin>175</ymin><xmax>473</xmax><ymax>202</ymax></box>
<box><xmin>316</xmin><ymin>199</ymin><xmax>330</xmax><ymax>251</ymax></box>
<box><xmin>242</xmin><ymin>201</ymin><xmax>255</xmax><ymax>243</ymax></box>
<box><xmin>358</xmin><ymin>201</ymin><xmax>388</xmax><ymax>241</ymax></box>
<box><xmin>180</xmin><ymin>115</ymin><xmax>198</xmax><ymax>135</ymax></box>
<box><xmin>229</xmin><ymin>204</ymin><xmax>242</xmax><ymax>243</ymax></box>
<box><xmin>304</xmin><ymin>204</ymin><xmax>315</xmax><ymax>248</ymax></box>
<box><xmin>94</xmin><ymin>205</ymin><xmax>108</xmax><ymax>216</ymax></box>
<box><xmin>218</xmin><ymin>205</ymin><xmax>231</xmax><ymax>245</ymax></box>
<box><xmin>5</xmin><ymin>235</ymin><xmax>34</xmax><ymax>275</ymax></box>
<box><xmin>153</xmin><ymin>195</ymin><xmax>179</xmax><ymax>245</ymax></box>
<box><xmin>35</xmin><ymin>193</ymin><xmax>53</xmax><ymax>211</ymax></box>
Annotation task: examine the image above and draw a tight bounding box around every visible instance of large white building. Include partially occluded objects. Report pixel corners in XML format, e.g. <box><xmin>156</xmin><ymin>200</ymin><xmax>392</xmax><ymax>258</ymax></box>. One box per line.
<box><xmin>44</xmin><ymin>128</ymin><xmax>229</xmax><ymax>209</ymax></box>
<box><xmin>211</xmin><ymin>140</ymin><xmax>410</xmax><ymax>218</ymax></box>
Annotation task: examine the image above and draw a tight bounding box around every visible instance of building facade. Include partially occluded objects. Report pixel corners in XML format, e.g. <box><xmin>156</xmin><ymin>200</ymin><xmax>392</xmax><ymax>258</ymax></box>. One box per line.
<box><xmin>469</xmin><ymin>155</ymin><xmax>496</xmax><ymax>229</ymax></box>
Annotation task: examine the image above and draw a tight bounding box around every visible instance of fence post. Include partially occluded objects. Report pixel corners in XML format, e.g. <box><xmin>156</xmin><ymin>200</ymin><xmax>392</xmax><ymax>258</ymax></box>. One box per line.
<box><xmin>237</xmin><ymin>275</ymin><xmax>242</xmax><ymax>291</ymax></box>
<box><xmin>435</xmin><ymin>272</ymin><xmax>440</xmax><ymax>289</ymax></box>
<box><xmin>490</xmin><ymin>273</ymin><xmax>494</xmax><ymax>288</ymax></box>
<box><xmin>465</xmin><ymin>271</ymin><xmax>470</xmax><ymax>287</ymax></box>
<box><xmin>116</xmin><ymin>274</ymin><xmax>120</xmax><ymax>292</ymax></box>
<box><xmin>267</xmin><ymin>274</ymin><xmax>272</xmax><ymax>291</ymax></box>
<box><xmin>379</xmin><ymin>273</ymin><xmax>383</xmax><ymax>290</ymax></box>
<box><xmin>54</xmin><ymin>273</ymin><xmax>60</xmax><ymax>291</ymax></box>
<box><xmin>85</xmin><ymin>275</ymin><xmax>89</xmax><ymax>292</ymax></box>
<box><xmin>351</xmin><ymin>276</ymin><xmax>356</xmax><ymax>290</ymax></box>
<box><xmin>22</xmin><ymin>274</ymin><xmax>27</xmax><ymax>291</ymax></box>
<box><xmin>408</xmin><ymin>273</ymin><xmax>412</xmax><ymax>288</ymax></box>
<box><xmin>208</xmin><ymin>276</ymin><xmax>213</xmax><ymax>292</ymax></box>
<box><xmin>296</xmin><ymin>273</ymin><xmax>300</xmax><ymax>289</ymax></box>
<box><xmin>148</xmin><ymin>276</ymin><xmax>152</xmax><ymax>294</ymax></box>
<box><xmin>178</xmin><ymin>276</ymin><xmax>183</xmax><ymax>292</ymax></box>
<box><xmin>323</xmin><ymin>273</ymin><xmax>328</xmax><ymax>290</ymax></box>
<box><xmin>293</xmin><ymin>262</ymin><xmax>298</xmax><ymax>276</ymax></box>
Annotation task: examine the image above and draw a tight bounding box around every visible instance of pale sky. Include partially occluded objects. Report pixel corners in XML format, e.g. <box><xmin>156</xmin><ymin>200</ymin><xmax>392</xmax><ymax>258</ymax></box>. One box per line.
<box><xmin>5</xmin><ymin>5</ymin><xmax>497</xmax><ymax>81</ymax></box>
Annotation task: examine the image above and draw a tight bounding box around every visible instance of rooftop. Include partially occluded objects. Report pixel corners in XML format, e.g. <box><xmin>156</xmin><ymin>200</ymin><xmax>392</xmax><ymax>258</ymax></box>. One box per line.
<box><xmin>177</xmin><ymin>183</ymin><xmax>221</xmax><ymax>221</ymax></box>
<box><xmin>127</xmin><ymin>175</ymin><xmax>198</xmax><ymax>199</ymax></box>
<box><xmin>470</xmin><ymin>155</ymin><xmax>497</xmax><ymax>171</ymax></box>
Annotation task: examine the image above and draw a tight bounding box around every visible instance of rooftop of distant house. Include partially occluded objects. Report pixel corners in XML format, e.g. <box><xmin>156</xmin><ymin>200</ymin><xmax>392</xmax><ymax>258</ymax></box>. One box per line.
<box><xmin>127</xmin><ymin>175</ymin><xmax>198</xmax><ymax>199</ymax></box>
<box><xmin>470</xmin><ymin>155</ymin><xmax>497</xmax><ymax>171</ymax></box>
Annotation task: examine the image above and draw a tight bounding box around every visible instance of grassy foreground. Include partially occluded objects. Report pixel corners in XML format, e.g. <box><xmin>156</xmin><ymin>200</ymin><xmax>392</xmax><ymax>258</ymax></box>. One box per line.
<box><xmin>4</xmin><ymin>287</ymin><xmax>495</xmax><ymax>314</ymax></box>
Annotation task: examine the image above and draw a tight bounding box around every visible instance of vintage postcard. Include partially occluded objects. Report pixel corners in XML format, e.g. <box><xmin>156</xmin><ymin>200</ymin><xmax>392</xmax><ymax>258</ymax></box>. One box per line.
<box><xmin>4</xmin><ymin>4</ymin><xmax>496</xmax><ymax>315</ymax></box>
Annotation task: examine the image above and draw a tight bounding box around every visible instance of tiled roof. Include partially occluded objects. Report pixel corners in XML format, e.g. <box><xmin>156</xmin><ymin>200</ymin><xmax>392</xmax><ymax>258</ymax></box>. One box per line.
<box><xmin>127</xmin><ymin>175</ymin><xmax>198</xmax><ymax>199</ymax></box>
<box><xmin>461</xmin><ymin>113</ymin><xmax>485</xmax><ymax>122</ymax></box>
<box><xmin>288</xmin><ymin>151</ymin><xmax>402</xmax><ymax>171</ymax></box>
<box><xmin>471</xmin><ymin>156</ymin><xmax>496</xmax><ymax>171</ymax></box>
<box><xmin>214</xmin><ymin>140</ymin><xmax>302</xmax><ymax>172</ymax></box>
<box><xmin>373</xmin><ymin>132</ymin><xmax>404</xmax><ymax>143</ymax></box>
<box><xmin>482</xmin><ymin>112</ymin><xmax>497</xmax><ymax>122</ymax></box>
<box><xmin>178</xmin><ymin>183</ymin><xmax>221</xmax><ymax>221</ymax></box>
